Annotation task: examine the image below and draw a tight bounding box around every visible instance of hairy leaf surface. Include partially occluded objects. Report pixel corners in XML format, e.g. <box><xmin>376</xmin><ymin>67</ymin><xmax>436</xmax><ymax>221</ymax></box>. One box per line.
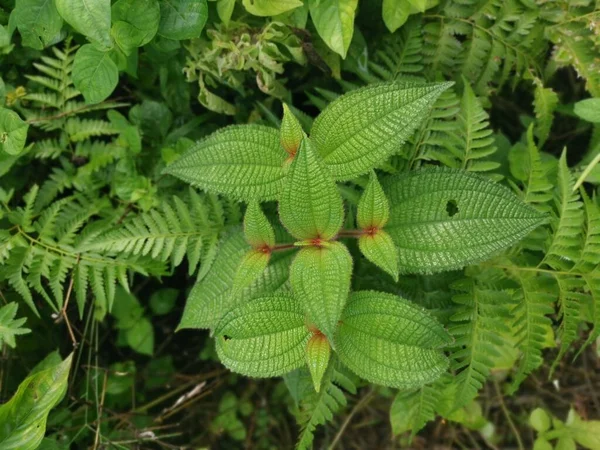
<box><xmin>55</xmin><ymin>0</ymin><xmax>112</xmax><ymax>49</ymax></box>
<box><xmin>215</xmin><ymin>295</ymin><xmax>310</xmax><ymax>377</ymax></box>
<box><xmin>311</xmin><ymin>81</ymin><xmax>452</xmax><ymax>180</ymax></box>
<box><xmin>164</xmin><ymin>125</ymin><xmax>287</xmax><ymax>201</ymax></box>
<box><xmin>336</xmin><ymin>291</ymin><xmax>451</xmax><ymax>388</ymax></box>
<box><xmin>385</xmin><ymin>169</ymin><xmax>547</xmax><ymax>273</ymax></box>
<box><xmin>279</xmin><ymin>138</ymin><xmax>343</xmax><ymax>240</ymax></box>
<box><xmin>290</xmin><ymin>241</ymin><xmax>352</xmax><ymax>340</ymax></box>
<box><xmin>358</xmin><ymin>230</ymin><xmax>399</xmax><ymax>281</ymax></box>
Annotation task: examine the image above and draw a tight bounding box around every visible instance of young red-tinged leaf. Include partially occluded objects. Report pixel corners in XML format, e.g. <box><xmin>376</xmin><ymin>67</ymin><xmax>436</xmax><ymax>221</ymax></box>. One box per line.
<box><xmin>279</xmin><ymin>138</ymin><xmax>344</xmax><ymax>240</ymax></box>
<box><xmin>244</xmin><ymin>202</ymin><xmax>275</xmax><ymax>248</ymax></box>
<box><xmin>311</xmin><ymin>81</ymin><xmax>453</xmax><ymax>180</ymax></box>
<box><xmin>214</xmin><ymin>295</ymin><xmax>310</xmax><ymax>377</ymax></box>
<box><xmin>232</xmin><ymin>249</ymin><xmax>270</xmax><ymax>295</ymax></box>
<box><xmin>290</xmin><ymin>241</ymin><xmax>352</xmax><ymax>341</ymax></box>
<box><xmin>281</xmin><ymin>104</ymin><xmax>304</xmax><ymax>156</ymax></box>
<box><xmin>357</xmin><ymin>171</ymin><xmax>389</xmax><ymax>229</ymax></box>
<box><xmin>163</xmin><ymin>125</ymin><xmax>288</xmax><ymax>201</ymax></box>
<box><xmin>358</xmin><ymin>230</ymin><xmax>399</xmax><ymax>281</ymax></box>
<box><xmin>335</xmin><ymin>291</ymin><xmax>451</xmax><ymax>388</ymax></box>
<box><xmin>306</xmin><ymin>333</ymin><xmax>331</xmax><ymax>392</ymax></box>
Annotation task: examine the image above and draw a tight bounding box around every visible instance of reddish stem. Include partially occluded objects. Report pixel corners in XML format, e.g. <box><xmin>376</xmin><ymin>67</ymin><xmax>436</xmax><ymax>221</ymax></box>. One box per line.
<box><xmin>336</xmin><ymin>229</ymin><xmax>364</xmax><ymax>238</ymax></box>
<box><xmin>271</xmin><ymin>243</ymin><xmax>296</xmax><ymax>252</ymax></box>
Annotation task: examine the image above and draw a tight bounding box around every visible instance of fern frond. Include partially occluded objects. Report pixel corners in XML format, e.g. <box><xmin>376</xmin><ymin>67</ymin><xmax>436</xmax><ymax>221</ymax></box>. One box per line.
<box><xmin>508</xmin><ymin>272</ymin><xmax>554</xmax><ymax>393</ymax></box>
<box><xmin>552</xmin><ymin>274</ymin><xmax>587</xmax><ymax>366</ymax></box>
<box><xmin>294</xmin><ymin>363</ymin><xmax>356</xmax><ymax>450</ymax></box>
<box><xmin>541</xmin><ymin>152</ymin><xmax>584</xmax><ymax>270</ymax></box>
<box><xmin>82</xmin><ymin>190</ymin><xmax>232</xmax><ymax>274</ymax></box>
<box><xmin>572</xmin><ymin>191</ymin><xmax>600</xmax><ymax>274</ymax></box>
<box><xmin>533</xmin><ymin>79</ymin><xmax>558</xmax><ymax>146</ymax></box>
<box><xmin>449</xmin><ymin>279</ymin><xmax>513</xmax><ymax>408</ymax></box>
<box><xmin>521</xmin><ymin>127</ymin><xmax>553</xmax><ymax>208</ymax></box>
<box><xmin>64</xmin><ymin>118</ymin><xmax>120</xmax><ymax>142</ymax></box>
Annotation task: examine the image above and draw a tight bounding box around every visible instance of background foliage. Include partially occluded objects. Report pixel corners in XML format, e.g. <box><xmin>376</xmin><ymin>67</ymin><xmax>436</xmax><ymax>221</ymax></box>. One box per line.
<box><xmin>1</xmin><ymin>0</ymin><xmax>600</xmax><ymax>448</ymax></box>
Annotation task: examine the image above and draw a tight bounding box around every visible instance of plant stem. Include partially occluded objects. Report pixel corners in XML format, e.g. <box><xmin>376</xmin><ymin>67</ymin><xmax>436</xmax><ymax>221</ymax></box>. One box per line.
<box><xmin>493</xmin><ymin>379</ymin><xmax>525</xmax><ymax>450</ymax></box>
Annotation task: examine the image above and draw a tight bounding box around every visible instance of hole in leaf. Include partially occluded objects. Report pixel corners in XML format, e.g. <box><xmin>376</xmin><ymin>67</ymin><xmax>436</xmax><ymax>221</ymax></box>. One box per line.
<box><xmin>223</xmin><ymin>335</ymin><xmax>231</xmax><ymax>341</ymax></box>
<box><xmin>446</xmin><ymin>200</ymin><xmax>459</xmax><ymax>217</ymax></box>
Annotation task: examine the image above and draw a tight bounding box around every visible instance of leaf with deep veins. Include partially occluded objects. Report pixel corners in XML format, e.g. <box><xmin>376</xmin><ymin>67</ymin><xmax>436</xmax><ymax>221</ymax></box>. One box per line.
<box><xmin>357</xmin><ymin>171</ymin><xmax>390</xmax><ymax>229</ymax></box>
<box><xmin>164</xmin><ymin>125</ymin><xmax>287</xmax><ymax>201</ymax></box>
<box><xmin>306</xmin><ymin>333</ymin><xmax>331</xmax><ymax>392</ymax></box>
<box><xmin>279</xmin><ymin>138</ymin><xmax>343</xmax><ymax>240</ymax></box>
<box><xmin>215</xmin><ymin>295</ymin><xmax>310</xmax><ymax>377</ymax></box>
<box><xmin>311</xmin><ymin>82</ymin><xmax>453</xmax><ymax>180</ymax></box>
<box><xmin>358</xmin><ymin>230</ymin><xmax>399</xmax><ymax>281</ymax></box>
<box><xmin>336</xmin><ymin>291</ymin><xmax>451</xmax><ymax>388</ymax></box>
<box><xmin>290</xmin><ymin>241</ymin><xmax>352</xmax><ymax>341</ymax></box>
<box><xmin>244</xmin><ymin>202</ymin><xmax>275</xmax><ymax>248</ymax></box>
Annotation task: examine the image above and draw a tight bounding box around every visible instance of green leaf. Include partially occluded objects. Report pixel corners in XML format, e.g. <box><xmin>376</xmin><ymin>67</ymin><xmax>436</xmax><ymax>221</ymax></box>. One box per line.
<box><xmin>112</xmin><ymin>0</ymin><xmax>160</xmax><ymax>53</ymax></box>
<box><xmin>533</xmin><ymin>79</ymin><xmax>559</xmax><ymax>146</ymax></box>
<box><xmin>529</xmin><ymin>408</ymin><xmax>551</xmax><ymax>432</ymax></box>
<box><xmin>308</xmin><ymin>0</ymin><xmax>358</xmax><ymax>58</ymax></box>
<box><xmin>55</xmin><ymin>0</ymin><xmax>112</xmax><ymax>49</ymax></box>
<box><xmin>242</xmin><ymin>0</ymin><xmax>302</xmax><ymax>16</ymax></box>
<box><xmin>0</xmin><ymin>108</ymin><xmax>28</xmax><ymax>155</ymax></box>
<box><xmin>384</xmin><ymin>169</ymin><xmax>547</xmax><ymax>273</ymax></box>
<box><xmin>306</xmin><ymin>333</ymin><xmax>331</xmax><ymax>392</ymax></box>
<box><xmin>335</xmin><ymin>291</ymin><xmax>451</xmax><ymax>388</ymax></box>
<box><xmin>125</xmin><ymin>317</ymin><xmax>154</xmax><ymax>356</ymax></box>
<box><xmin>311</xmin><ymin>81</ymin><xmax>453</xmax><ymax>180</ymax></box>
<box><xmin>0</xmin><ymin>302</ymin><xmax>31</xmax><ymax>348</ymax></box>
<box><xmin>178</xmin><ymin>230</ymin><xmax>292</xmax><ymax>331</ymax></box>
<box><xmin>215</xmin><ymin>295</ymin><xmax>310</xmax><ymax>377</ymax></box>
<box><xmin>232</xmin><ymin>249</ymin><xmax>270</xmax><ymax>294</ymax></box>
<box><xmin>164</xmin><ymin>125</ymin><xmax>287</xmax><ymax>201</ymax></box>
<box><xmin>244</xmin><ymin>202</ymin><xmax>275</xmax><ymax>248</ymax></box>
<box><xmin>357</xmin><ymin>171</ymin><xmax>389</xmax><ymax>229</ymax></box>
<box><xmin>279</xmin><ymin>138</ymin><xmax>343</xmax><ymax>240</ymax></box>
<box><xmin>72</xmin><ymin>44</ymin><xmax>119</xmax><ymax>105</ymax></box>
<box><xmin>0</xmin><ymin>353</ymin><xmax>72</xmax><ymax>450</ymax></box>
<box><xmin>566</xmin><ymin>408</ymin><xmax>600</xmax><ymax>449</ymax></box>
<box><xmin>358</xmin><ymin>230</ymin><xmax>399</xmax><ymax>281</ymax></box>
<box><xmin>281</xmin><ymin>103</ymin><xmax>304</xmax><ymax>156</ymax></box>
<box><xmin>382</xmin><ymin>0</ymin><xmax>411</xmax><ymax>33</ymax></box>
<box><xmin>290</xmin><ymin>241</ymin><xmax>352</xmax><ymax>340</ymax></box>
<box><xmin>574</xmin><ymin>98</ymin><xmax>600</xmax><ymax>123</ymax></box>
<box><xmin>14</xmin><ymin>0</ymin><xmax>63</xmax><ymax>50</ymax></box>
<box><xmin>158</xmin><ymin>0</ymin><xmax>208</xmax><ymax>40</ymax></box>
<box><xmin>216</xmin><ymin>0</ymin><xmax>236</xmax><ymax>25</ymax></box>
<box><xmin>150</xmin><ymin>288</ymin><xmax>178</xmax><ymax>316</ymax></box>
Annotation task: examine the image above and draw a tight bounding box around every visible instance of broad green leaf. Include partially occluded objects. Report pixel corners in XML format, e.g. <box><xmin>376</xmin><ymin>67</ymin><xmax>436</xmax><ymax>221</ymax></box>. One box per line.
<box><xmin>164</xmin><ymin>125</ymin><xmax>287</xmax><ymax>201</ymax></box>
<box><xmin>335</xmin><ymin>291</ymin><xmax>451</xmax><ymax>388</ymax></box>
<box><xmin>308</xmin><ymin>0</ymin><xmax>358</xmax><ymax>58</ymax></box>
<box><xmin>178</xmin><ymin>230</ymin><xmax>292</xmax><ymax>331</ymax></box>
<box><xmin>112</xmin><ymin>0</ymin><xmax>160</xmax><ymax>53</ymax></box>
<box><xmin>125</xmin><ymin>317</ymin><xmax>154</xmax><ymax>355</ymax></box>
<box><xmin>311</xmin><ymin>81</ymin><xmax>453</xmax><ymax>180</ymax></box>
<box><xmin>150</xmin><ymin>288</ymin><xmax>178</xmax><ymax>316</ymax></box>
<box><xmin>215</xmin><ymin>295</ymin><xmax>310</xmax><ymax>377</ymax></box>
<box><xmin>242</xmin><ymin>0</ymin><xmax>302</xmax><ymax>16</ymax></box>
<box><xmin>55</xmin><ymin>0</ymin><xmax>112</xmax><ymax>49</ymax></box>
<box><xmin>72</xmin><ymin>45</ymin><xmax>119</xmax><ymax>105</ymax></box>
<box><xmin>0</xmin><ymin>108</ymin><xmax>28</xmax><ymax>155</ymax></box>
<box><xmin>217</xmin><ymin>0</ymin><xmax>236</xmax><ymax>25</ymax></box>
<box><xmin>281</xmin><ymin>103</ymin><xmax>304</xmax><ymax>156</ymax></box>
<box><xmin>232</xmin><ymin>249</ymin><xmax>270</xmax><ymax>294</ymax></box>
<box><xmin>574</xmin><ymin>98</ymin><xmax>600</xmax><ymax>123</ymax></box>
<box><xmin>357</xmin><ymin>171</ymin><xmax>389</xmax><ymax>229</ymax></box>
<box><xmin>158</xmin><ymin>0</ymin><xmax>208</xmax><ymax>40</ymax></box>
<box><xmin>279</xmin><ymin>138</ymin><xmax>343</xmax><ymax>240</ymax></box>
<box><xmin>290</xmin><ymin>241</ymin><xmax>352</xmax><ymax>340</ymax></box>
<box><xmin>306</xmin><ymin>333</ymin><xmax>331</xmax><ymax>392</ymax></box>
<box><xmin>0</xmin><ymin>353</ymin><xmax>72</xmax><ymax>450</ymax></box>
<box><xmin>244</xmin><ymin>202</ymin><xmax>275</xmax><ymax>248</ymax></box>
<box><xmin>384</xmin><ymin>169</ymin><xmax>547</xmax><ymax>273</ymax></box>
<box><xmin>358</xmin><ymin>230</ymin><xmax>399</xmax><ymax>281</ymax></box>
<box><xmin>565</xmin><ymin>408</ymin><xmax>600</xmax><ymax>449</ymax></box>
<box><xmin>0</xmin><ymin>302</ymin><xmax>31</xmax><ymax>348</ymax></box>
<box><xmin>407</xmin><ymin>0</ymin><xmax>427</xmax><ymax>12</ymax></box>
<box><xmin>382</xmin><ymin>0</ymin><xmax>410</xmax><ymax>33</ymax></box>
<box><xmin>14</xmin><ymin>0</ymin><xmax>63</xmax><ymax>50</ymax></box>
<box><xmin>529</xmin><ymin>408</ymin><xmax>551</xmax><ymax>432</ymax></box>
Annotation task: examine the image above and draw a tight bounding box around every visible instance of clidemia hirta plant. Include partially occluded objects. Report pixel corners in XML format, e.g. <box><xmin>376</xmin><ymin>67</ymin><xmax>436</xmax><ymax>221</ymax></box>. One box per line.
<box><xmin>166</xmin><ymin>81</ymin><xmax>546</xmax><ymax>434</ymax></box>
